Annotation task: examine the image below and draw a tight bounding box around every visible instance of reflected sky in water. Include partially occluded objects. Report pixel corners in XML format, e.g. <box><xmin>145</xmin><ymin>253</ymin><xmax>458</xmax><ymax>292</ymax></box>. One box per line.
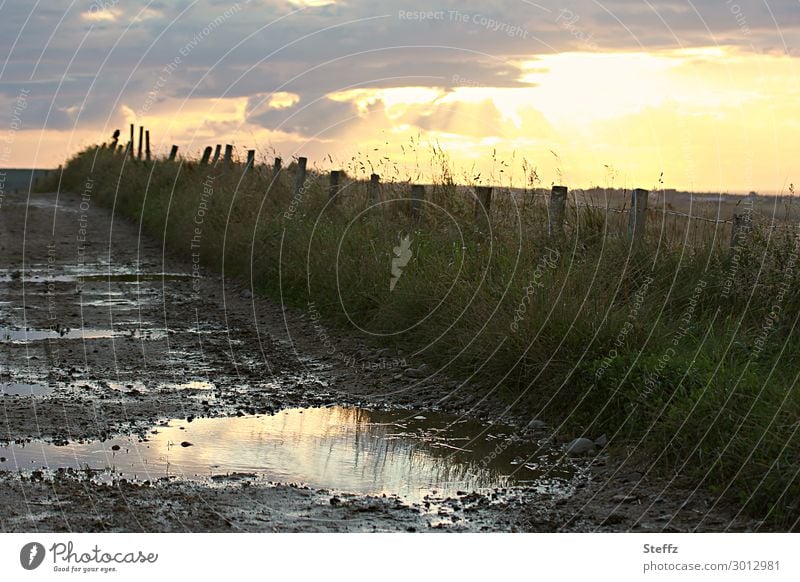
<box><xmin>1</xmin><ymin>406</ymin><xmax>572</xmax><ymax>501</ymax></box>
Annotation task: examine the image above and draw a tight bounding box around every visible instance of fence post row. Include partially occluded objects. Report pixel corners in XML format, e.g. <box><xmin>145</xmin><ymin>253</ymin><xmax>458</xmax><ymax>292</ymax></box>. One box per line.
<box><xmin>628</xmin><ymin>188</ymin><xmax>649</xmax><ymax>240</ymax></box>
<box><xmin>410</xmin><ymin>184</ymin><xmax>424</xmax><ymax>221</ymax></box>
<box><xmin>329</xmin><ymin>170</ymin><xmax>341</xmax><ymax>199</ymax></box>
<box><xmin>369</xmin><ymin>173</ymin><xmax>380</xmax><ymax>203</ymax></box>
<box><xmin>293</xmin><ymin>157</ymin><xmax>307</xmax><ymax>199</ymax></box>
<box><xmin>475</xmin><ymin>186</ymin><xmax>493</xmax><ymax>220</ymax></box>
<box><xmin>549</xmin><ymin>185</ymin><xmax>567</xmax><ymax>238</ymax></box>
<box><xmin>101</xmin><ymin>137</ymin><xmax>763</xmax><ymax>246</ymax></box>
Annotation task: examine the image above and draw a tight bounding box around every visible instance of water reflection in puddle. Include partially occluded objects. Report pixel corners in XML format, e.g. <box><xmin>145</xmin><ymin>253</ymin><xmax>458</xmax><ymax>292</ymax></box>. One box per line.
<box><xmin>0</xmin><ymin>382</ymin><xmax>53</xmax><ymax>397</ymax></box>
<box><xmin>0</xmin><ymin>326</ymin><xmax>171</xmax><ymax>343</ymax></box>
<box><xmin>0</xmin><ymin>407</ymin><xmax>572</xmax><ymax>501</ymax></box>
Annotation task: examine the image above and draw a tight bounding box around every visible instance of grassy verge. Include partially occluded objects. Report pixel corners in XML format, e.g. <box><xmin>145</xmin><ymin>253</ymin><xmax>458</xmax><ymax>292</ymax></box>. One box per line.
<box><xmin>43</xmin><ymin>145</ymin><xmax>800</xmax><ymax>529</ymax></box>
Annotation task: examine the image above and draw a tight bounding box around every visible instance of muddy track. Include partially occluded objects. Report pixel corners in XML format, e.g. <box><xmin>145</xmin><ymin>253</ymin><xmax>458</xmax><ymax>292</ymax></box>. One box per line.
<box><xmin>0</xmin><ymin>190</ymin><xmax>756</xmax><ymax>532</ymax></box>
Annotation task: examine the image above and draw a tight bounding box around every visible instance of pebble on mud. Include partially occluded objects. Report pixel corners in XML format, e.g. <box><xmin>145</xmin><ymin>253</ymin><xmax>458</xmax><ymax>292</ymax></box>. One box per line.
<box><xmin>180</xmin><ymin>441</ymin><xmax>193</xmax><ymax>447</ymax></box>
<box><xmin>565</xmin><ymin>437</ymin><xmax>596</xmax><ymax>456</ymax></box>
<box><xmin>111</xmin><ymin>445</ymin><xmax>121</xmax><ymax>451</ymax></box>
<box><xmin>526</xmin><ymin>419</ymin><xmax>547</xmax><ymax>430</ymax></box>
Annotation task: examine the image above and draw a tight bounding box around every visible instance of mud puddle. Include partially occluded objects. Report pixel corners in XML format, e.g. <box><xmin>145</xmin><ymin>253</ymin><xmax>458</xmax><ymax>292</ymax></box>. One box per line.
<box><xmin>0</xmin><ymin>326</ymin><xmax>177</xmax><ymax>343</ymax></box>
<box><xmin>1</xmin><ymin>382</ymin><xmax>53</xmax><ymax>397</ymax></box>
<box><xmin>0</xmin><ymin>268</ymin><xmax>193</xmax><ymax>284</ymax></box>
<box><xmin>0</xmin><ymin>406</ymin><xmax>573</xmax><ymax>502</ymax></box>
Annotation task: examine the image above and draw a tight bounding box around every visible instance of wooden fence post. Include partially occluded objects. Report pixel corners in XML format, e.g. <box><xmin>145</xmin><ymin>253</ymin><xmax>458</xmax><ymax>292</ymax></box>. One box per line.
<box><xmin>628</xmin><ymin>188</ymin><xmax>649</xmax><ymax>240</ymax></box>
<box><xmin>145</xmin><ymin>130</ymin><xmax>151</xmax><ymax>161</ymax></box>
<box><xmin>169</xmin><ymin>145</ymin><xmax>179</xmax><ymax>161</ymax></box>
<box><xmin>369</xmin><ymin>173</ymin><xmax>380</xmax><ymax>203</ymax></box>
<box><xmin>411</xmin><ymin>184</ymin><xmax>425</xmax><ymax>221</ymax></box>
<box><xmin>224</xmin><ymin>144</ymin><xmax>233</xmax><ymax>167</ymax></box>
<box><xmin>475</xmin><ymin>186</ymin><xmax>493</xmax><ymax>219</ymax></box>
<box><xmin>549</xmin><ymin>185</ymin><xmax>567</xmax><ymax>237</ymax></box>
<box><xmin>329</xmin><ymin>170</ymin><xmax>341</xmax><ymax>199</ymax></box>
<box><xmin>245</xmin><ymin>149</ymin><xmax>255</xmax><ymax>172</ymax></box>
<box><xmin>137</xmin><ymin>126</ymin><xmax>144</xmax><ymax>159</ymax></box>
<box><xmin>730</xmin><ymin>213</ymin><xmax>751</xmax><ymax>249</ymax></box>
<box><xmin>212</xmin><ymin>144</ymin><xmax>221</xmax><ymax>165</ymax></box>
<box><xmin>294</xmin><ymin>157</ymin><xmax>308</xmax><ymax>199</ymax></box>
<box><xmin>273</xmin><ymin>157</ymin><xmax>282</xmax><ymax>174</ymax></box>
<box><xmin>200</xmin><ymin>146</ymin><xmax>212</xmax><ymax>166</ymax></box>
<box><xmin>129</xmin><ymin>124</ymin><xmax>134</xmax><ymax>156</ymax></box>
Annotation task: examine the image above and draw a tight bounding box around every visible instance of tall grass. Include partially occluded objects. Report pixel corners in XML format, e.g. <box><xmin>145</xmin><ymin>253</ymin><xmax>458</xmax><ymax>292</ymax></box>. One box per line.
<box><xmin>44</xmin><ymin>144</ymin><xmax>800</xmax><ymax>529</ymax></box>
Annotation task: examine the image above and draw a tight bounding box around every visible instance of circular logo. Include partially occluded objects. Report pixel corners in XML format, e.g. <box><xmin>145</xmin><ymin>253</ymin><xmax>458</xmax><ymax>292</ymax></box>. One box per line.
<box><xmin>20</xmin><ymin>542</ymin><xmax>46</xmax><ymax>570</ymax></box>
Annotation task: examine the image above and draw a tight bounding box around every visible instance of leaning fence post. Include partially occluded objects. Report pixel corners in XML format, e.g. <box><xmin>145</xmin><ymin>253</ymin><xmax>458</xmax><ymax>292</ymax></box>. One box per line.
<box><xmin>293</xmin><ymin>157</ymin><xmax>308</xmax><ymax>199</ymax></box>
<box><xmin>549</xmin><ymin>185</ymin><xmax>567</xmax><ymax>237</ymax></box>
<box><xmin>369</xmin><ymin>173</ymin><xmax>380</xmax><ymax>203</ymax></box>
<box><xmin>145</xmin><ymin>130</ymin><xmax>151</xmax><ymax>161</ymax></box>
<box><xmin>628</xmin><ymin>188</ymin><xmax>649</xmax><ymax>240</ymax></box>
<box><xmin>245</xmin><ymin>149</ymin><xmax>255</xmax><ymax>173</ymax></box>
<box><xmin>223</xmin><ymin>144</ymin><xmax>233</xmax><ymax>167</ymax></box>
<box><xmin>329</xmin><ymin>170</ymin><xmax>341</xmax><ymax>199</ymax></box>
<box><xmin>137</xmin><ymin>126</ymin><xmax>144</xmax><ymax>159</ymax></box>
<box><xmin>730</xmin><ymin>213</ymin><xmax>751</xmax><ymax>249</ymax></box>
<box><xmin>212</xmin><ymin>144</ymin><xmax>221</xmax><ymax>165</ymax></box>
<box><xmin>475</xmin><ymin>186</ymin><xmax>493</xmax><ymax>220</ymax></box>
<box><xmin>411</xmin><ymin>184</ymin><xmax>425</xmax><ymax>221</ymax></box>
<box><xmin>200</xmin><ymin>146</ymin><xmax>212</xmax><ymax>166</ymax></box>
<box><xmin>169</xmin><ymin>145</ymin><xmax>179</xmax><ymax>161</ymax></box>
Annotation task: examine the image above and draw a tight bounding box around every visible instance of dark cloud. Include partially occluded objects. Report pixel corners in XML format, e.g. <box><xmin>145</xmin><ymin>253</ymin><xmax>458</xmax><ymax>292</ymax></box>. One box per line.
<box><xmin>0</xmin><ymin>0</ymin><xmax>797</xmax><ymax>140</ymax></box>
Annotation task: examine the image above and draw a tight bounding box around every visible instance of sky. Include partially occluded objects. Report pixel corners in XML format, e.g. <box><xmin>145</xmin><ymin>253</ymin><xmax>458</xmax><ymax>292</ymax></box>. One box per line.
<box><xmin>0</xmin><ymin>0</ymin><xmax>798</xmax><ymax>193</ymax></box>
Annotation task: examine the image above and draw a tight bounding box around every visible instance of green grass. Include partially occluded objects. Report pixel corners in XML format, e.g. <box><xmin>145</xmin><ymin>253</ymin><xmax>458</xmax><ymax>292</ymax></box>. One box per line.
<box><xmin>43</xmin><ymin>144</ymin><xmax>800</xmax><ymax>530</ymax></box>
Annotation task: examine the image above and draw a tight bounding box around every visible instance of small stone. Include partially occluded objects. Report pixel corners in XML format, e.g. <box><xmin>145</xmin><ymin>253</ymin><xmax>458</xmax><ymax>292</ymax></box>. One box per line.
<box><xmin>565</xmin><ymin>437</ymin><xmax>596</xmax><ymax>456</ymax></box>
<box><xmin>330</xmin><ymin>496</ymin><xmax>341</xmax><ymax>506</ymax></box>
<box><xmin>111</xmin><ymin>445</ymin><xmax>121</xmax><ymax>451</ymax></box>
<box><xmin>180</xmin><ymin>441</ymin><xmax>193</xmax><ymax>447</ymax></box>
<box><xmin>526</xmin><ymin>419</ymin><xmax>547</xmax><ymax>430</ymax></box>
<box><xmin>594</xmin><ymin>434</ymin><xmax>608</xmax><ymax>447</ymax></box>
<box><xmin>0</xmin><ymin>457</ymin><xmax>5</xmax><ymax>462</ymax></box>
<box><xmin>240</xmin><ymin>289</ymin><xmax>252</xmax><ymax>299</ymax></box>
<box><xmin>404</xmin><ymin>367</ymin><xmax>427</xmax><ymax>378</ymax></box>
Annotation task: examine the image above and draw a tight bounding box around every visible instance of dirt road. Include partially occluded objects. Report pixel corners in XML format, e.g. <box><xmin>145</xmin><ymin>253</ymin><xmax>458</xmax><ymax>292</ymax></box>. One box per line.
<box><xmin>0</xmin><ymin>189</ymin><xmax>754</xmax><ymax>532</ymax></box>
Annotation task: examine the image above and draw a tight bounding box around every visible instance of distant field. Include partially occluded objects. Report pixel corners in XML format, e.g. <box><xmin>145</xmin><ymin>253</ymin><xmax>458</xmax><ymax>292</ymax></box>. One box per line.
<box><xmin>0</xmin><ymin>168</ymin><xmax>57</xmax><ymax>193</ymax></box>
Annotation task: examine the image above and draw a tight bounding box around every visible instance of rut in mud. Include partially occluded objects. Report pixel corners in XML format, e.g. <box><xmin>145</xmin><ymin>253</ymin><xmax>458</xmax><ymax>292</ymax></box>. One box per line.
<box><xmin>0</xmin><ymin>190</ymin><xmax>755</xmax><ymax>532</ymax></box>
